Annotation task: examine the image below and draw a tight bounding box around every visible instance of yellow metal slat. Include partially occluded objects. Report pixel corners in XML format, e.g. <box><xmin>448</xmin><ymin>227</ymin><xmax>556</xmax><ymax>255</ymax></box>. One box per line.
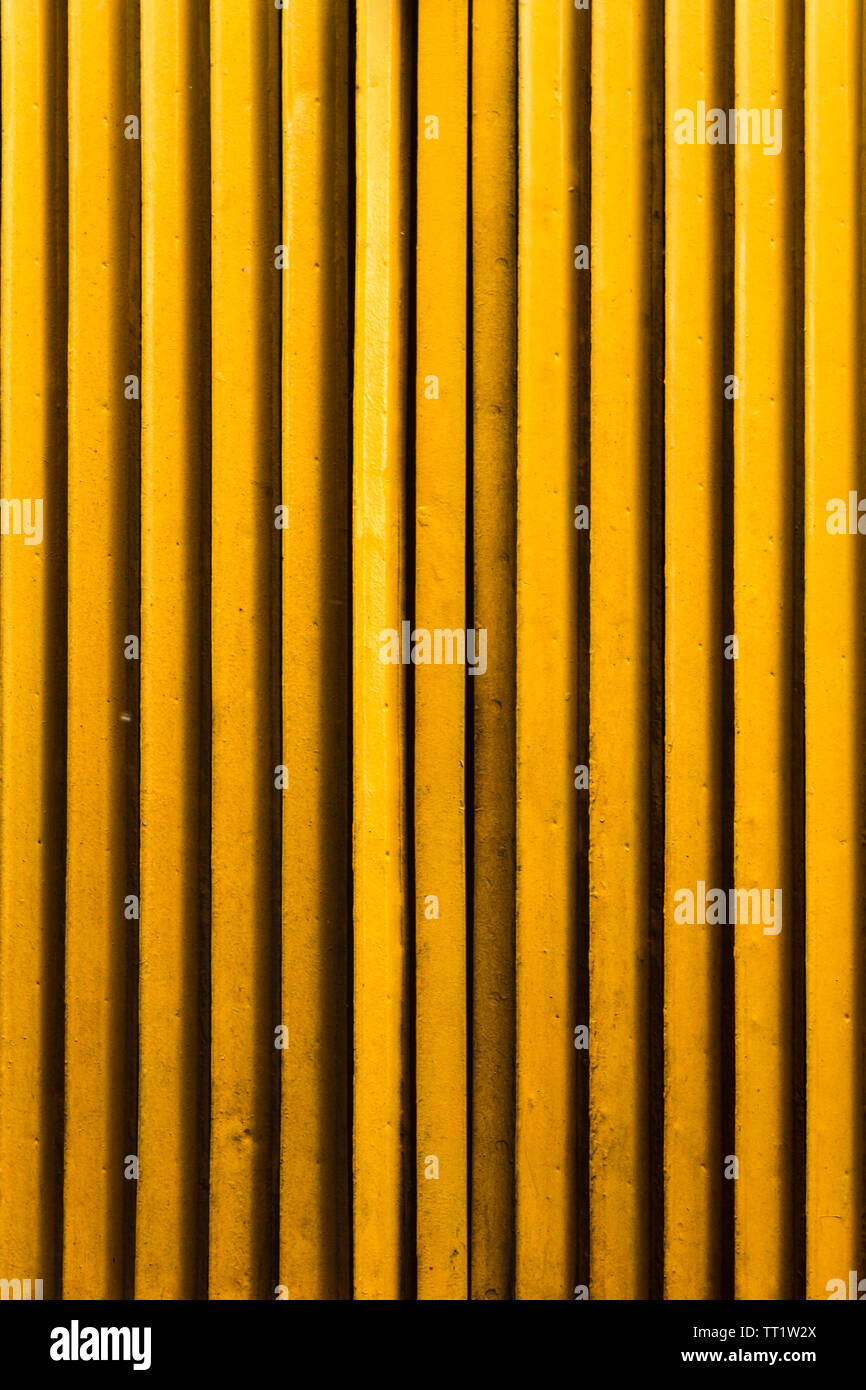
<box><xmin>804</xmin><ymin>0</ymin><xmax>863</xmax><ymax>1302</ymax></box>
<box><xmin>733</xmin><ymin>0</ymin><xmax>794</xmax><ymax>1300</ymax></box>
<box><xmin>65</xmin><ymin>0</ymin><xmax>138</xmax><ymax>1300</ymax></box>
<box><xmin>352</xmin><ymin>0</ymin><xmax>410</xmax><ymax>1301</ymax></box>
<box><xmin>209</xmin><ymin>0</ymin><xmax>280</xmax><ymax>1300</ymax></box>
<box><xmin>280</xmin><ymin>0</ymin><xmax>351</xmax><ymax>1301</ymax></box>
<box><xmin>137</xmin><ymin>0</ymin><xmax>208</xmax><ymax>1301</ymax></box>
<box><xmin>0</xmin><ymin>0</ymin><xmax>65</xmax><ymax>1300</ymax></box>
<box><xmin>663</xmin><ymin>0</ymin><xmax>724</xmax><ymax>1300</ymax></box>
<box><xmin>589</xmin><ymin>0</ymin><xmax>653</xmax><ymax>1301</ymax></box>
<box><xmin>470</xmin><ymin>0</ymin><xmax>517</xmax><ymax>1302</ymax></box>
<box><xmin>515</xmin><ymin>0</ymin><xmax>579</xmax><ymax>1301</ymax></box>
<box><xmin>414</xmin><ymin>0</ymin><xmax>469</xmax><ymax>1302</ymax></box>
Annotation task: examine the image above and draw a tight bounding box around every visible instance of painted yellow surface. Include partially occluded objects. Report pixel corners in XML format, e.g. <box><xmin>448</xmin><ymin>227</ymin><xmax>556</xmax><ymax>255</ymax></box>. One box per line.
<box><xmin>209</xmin><ymin>0</ymin><xmax>280</xmax><ymax>1300</ymax></box>
<box><xmin>0</xmin><ymin>0</ymin><xmax>863</xmax><ymax>1306</ymax></box>
<box><xmin>415</xmin><ymin>0</ymin><xmax>469</xmax><ymax>1302</ymax></box>
<box><xmin>804</xmin><ymin>0</ymin><xmax>863</xmax><ymax>1303</ymax></box>
<box><xmin>733</xmin><ymin>0</ymin><xmax>793</xmax><ymax>1300</ymax></box>
<box><xmin>589</xmin><ymin>0</ymin><xmax>652</xmax><ymax>1301</ymax></box>
<box><xmin>65</xmin><ymin>0</ymin><xmax>139</xmax><ymax>1300</ymax></box>
<box><xmin>137</xmin><ymin>0</ymin><xmax>207</xmax><ymax>1302</ymax></box>
<box><xmin>663</xmin><ymin>0</ymin><xmax>724</xmax><ymax>1300</ymax></box>
<box><xmin>352</xmin><ymin>0</ymin><xmax>410</xmax><ymax>1301</ymax></box>
<box><xmin>470</xmin><ymin>0</ymin><xmax>517</xmax><ymax>1303</ymax></box>
<box><xmin>516</xmin><ymin>0</ymin><xmax>579</xmax><ymax>1301</ymax></box>
<box><xmin>280</xmin><ymin>0</ymin><xmax>351</xmax><ymax>1302</ymax></box>
<box><xmin>0</xmin><ymin>0</ymin><xmax>65</xmax><ymax>1301</ymax></box>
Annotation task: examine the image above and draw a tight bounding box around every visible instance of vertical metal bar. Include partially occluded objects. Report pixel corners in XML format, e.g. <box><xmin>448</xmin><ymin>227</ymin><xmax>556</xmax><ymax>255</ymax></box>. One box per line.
<box><xmin>589</xmin><ymin>0</ymin><xmax>653</xmax><ymax>1300</ymax></box>
<box><xmin>280</xmin><ymin>0</ymin><xmax>351</xmax><ymax>1301</ymax></box>
<box><xmin>804</xmin><ymin>0</ymin><xmax>864</xmax><ymax>1302</ymax></box>
<box><xmin>470</xmin><ymin>0</ymin><xmax>517</xmax><ymax>1302</ymax></box>
<box><xmin>733</xmin><ymin>0</ymin><xmax>794</xmax><ymax>1300</ymax></box>
<box><xmin>515</xmin><ymin>0</ymin><xmax>578</xmax><ymax>1300</ymax></box>
<box><xmin>65</xmin><ymin>0</ymin><xmax>138</xmax><ymax>1300</ymax></box>
<box><xmin>414</xmin><ymin>0</ymin><xmax>469</xmax><ymax>1302</ymax></box>
<box><xmin>352</xmin><ymin>0</ymin><xmax>410</xmax><ymax>1301</ymax></box>
<box><xmin>663</xmin><ymin>0</ymin><xmax>724</xmax><ymax>1299</ymax></box>
<box><xmin>209</xmin><ymin>0</ymin><xmax>280</xmax><ymax>1299</ymax></box>
<box><xmin>0</xmin><ymin>0</ymin><xmax>65</xmax><ymax>1300</ymax></box>
<box><xmin>137</xmin><ymin>0</ymin><xmax>207</xmax><ymax>1300</ymax></box>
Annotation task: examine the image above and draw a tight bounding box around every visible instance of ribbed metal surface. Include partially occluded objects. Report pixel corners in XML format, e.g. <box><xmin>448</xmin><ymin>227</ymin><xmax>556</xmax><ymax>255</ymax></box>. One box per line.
<box><xmin>0</xmin><ymin>0</ymin><xmax>862</xmax><ymax>1302</ymax></box>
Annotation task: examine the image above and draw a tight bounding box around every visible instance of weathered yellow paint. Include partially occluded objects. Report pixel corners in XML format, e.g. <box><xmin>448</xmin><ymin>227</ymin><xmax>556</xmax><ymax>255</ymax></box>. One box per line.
<box><xmin>137</xmin><ymin>0</ymin><xmax>208</xmax><ymax>1301</ymax></box>
<box><xmin>0</xmin><ymin>0</ymin><xmax>65</xmax><ymax>1301</ymax></box>
<box><xmin>663</xmin><ymin>0</ymin><xmax>724</xmax><ymax>1300</ymax></box>
<box><xmin>280</xmin><ymin>0</ymin><xmax>351</xmax><ymax>1301</ymax></box>
<box><xmin>733</xmin><ymin>0</ymin><xmax>794</xmax><ymax>1300</ymax></box>
<box><xmin>65</xmin><ymin>0</ymin><xmax>139</xmax><ymax>1300</ymax></box>
<box><xmin>1</xmin><ymin>0</ymin><xmax>865</xmax><ymax>1307</ymax></box>
<box><xmin>516</xmin><ymin>0</ymin><xmax>578</xmax><ymax>1301</ymax></box>
<box><xmin>804</xmin><ymin>0</ymin><xmax>863</xmax><ymax>1303</ymax></box>
<box><xmin>470</xmin><ymin>0</ymin><xmax>517</xmax><ymax>1303</ymax></box>
<box><xmin>414</xmin><ymin>0</ymin><xmax>469</xmax><ymax>1303</ymax></box>
<box><xmin>589</xmin><ymin>0</ymin><xmax>652</xmax><ymax>1301</ymax></box>
<box><xmin>209</xmin><ymin>0</ymin><xmax>280</xmax><ymax>1300</ymax></box>
<box><xmin>352</xmin><ymin>0</ymin><xmax>410</xmax><ymax>1301</ymax></box>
